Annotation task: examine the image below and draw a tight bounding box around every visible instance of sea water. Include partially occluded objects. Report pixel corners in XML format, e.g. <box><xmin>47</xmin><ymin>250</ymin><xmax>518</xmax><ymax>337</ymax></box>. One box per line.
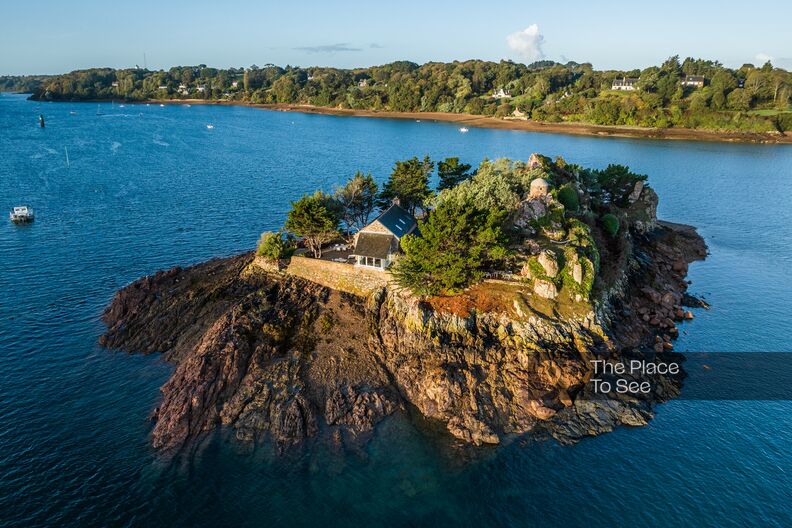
<box><xmin>1</xmin><ymin>93</ymin><xmax>791</xmax><ymax>527</ymax></box>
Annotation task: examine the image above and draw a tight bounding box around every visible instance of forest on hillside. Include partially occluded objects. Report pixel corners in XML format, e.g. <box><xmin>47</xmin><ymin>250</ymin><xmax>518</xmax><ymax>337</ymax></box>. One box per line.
<box><xmin>0</xmin><ymin>75</ymin><xmax>51</xmax><ymax>93</ymax></box>
<box><xmin>27</xmin><ymin>57</ymin><xmax>792</xmax><ymax>133</ymax></box>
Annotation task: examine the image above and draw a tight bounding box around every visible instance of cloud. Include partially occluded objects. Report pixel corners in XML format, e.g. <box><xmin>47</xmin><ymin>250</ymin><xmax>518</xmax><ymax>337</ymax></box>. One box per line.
<box><xmin>755</xmin><ymin>52</ymin><xmax>774</xmax><ymax>64</ymax></box>
<box><xmin>294</xmin><ymin>43</ymin><xmax>362</xmax><ymax>53</ymax></box>
<box><xmin>506</xmin><ymin>24</ymin><xmax>545</xmax><ymax>62</ymax></box>
<box><xmin>370</xmin><ymin>43</ymin><xmax>385</xmax><ymax>49</ymax></box>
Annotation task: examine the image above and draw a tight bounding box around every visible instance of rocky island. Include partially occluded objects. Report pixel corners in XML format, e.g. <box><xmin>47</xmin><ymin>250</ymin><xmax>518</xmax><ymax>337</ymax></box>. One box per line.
<box><xmin>100</xmin><ymin>154</ymin><xmax>706</xmax><ymax>452</ymax></box>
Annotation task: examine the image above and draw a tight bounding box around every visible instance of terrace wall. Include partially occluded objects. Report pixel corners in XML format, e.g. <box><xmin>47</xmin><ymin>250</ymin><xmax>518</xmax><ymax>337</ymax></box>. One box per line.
<box><xmin>285</xmin><ymin>256</ymin><xmax>390</xmax><ymax>298</ymax></box>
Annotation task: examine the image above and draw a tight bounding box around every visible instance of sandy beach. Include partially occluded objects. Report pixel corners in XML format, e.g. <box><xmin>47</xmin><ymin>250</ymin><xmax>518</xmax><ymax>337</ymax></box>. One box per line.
<box><xmin>142</xmin><ymin>99</ymin><xmax>791</xmax><ymax>144</ymax></box>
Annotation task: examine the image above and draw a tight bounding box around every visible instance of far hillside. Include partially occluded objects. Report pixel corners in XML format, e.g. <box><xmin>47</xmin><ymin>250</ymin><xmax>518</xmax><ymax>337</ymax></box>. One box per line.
<box><xmin>29</xmin><ymin>57</ymin><xmax>792</xmax><ymax>134</ymax></box>
<box><xmin>0</xmin><ymin>75</ymin><xmax>51</xmax><ymax>93</ymax></box>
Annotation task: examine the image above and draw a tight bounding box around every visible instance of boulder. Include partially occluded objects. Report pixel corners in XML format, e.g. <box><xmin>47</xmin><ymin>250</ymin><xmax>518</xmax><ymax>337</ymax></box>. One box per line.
<box><xmin>572</xmin><ymin>262</ymin><xmax>583</xmax><ymax>285</ymax></box>
<box><xmin>513</xmin><ymin>198</ymin><xmax>548</xmax><ymax>231</ymax></box>
<box><xmin>628</xmin><ymin>180</ymin><xmax>645</xmax><ymax>204</ymax></box>
<box><xmin>537</xmin><ymin>250</ymin><xmax>559</xmax><ymax>278</ymax></box>
<box><xmin>533</xmin><ymin>279</ymin><xmax>558</xmax><ymax>300</ymax></box>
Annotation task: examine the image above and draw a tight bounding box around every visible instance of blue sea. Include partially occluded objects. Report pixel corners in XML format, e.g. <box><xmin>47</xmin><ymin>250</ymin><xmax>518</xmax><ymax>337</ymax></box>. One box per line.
<box><xmin>1</xmin><ymin>93</ymin><xmax>791</xmax><ymax>527</ymax></box>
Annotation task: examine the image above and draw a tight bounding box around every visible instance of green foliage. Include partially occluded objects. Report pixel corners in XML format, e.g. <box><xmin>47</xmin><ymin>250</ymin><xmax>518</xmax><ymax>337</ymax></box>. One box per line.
<box><xmin>601</xmin><ymin>213</ymin><xmax>620</xmax><ymax>236</ymax></box>
<box><xmin>591</xmin><ymin>164</ymin><xmax>647</xmax><ymax>206</ymax></box>
<box><xmin>391</xmin><ymin>197</ymin><xmax>509</xmax><ymax>296</ymax></box>
<box><xmin>437</xmin><ymin>157</ymin><xmax>473</xmax><ymax>191</ymax></box>
<box><xmin>317</xmin><ymin>312</ymin><xmax>335</xmax><ymax>333</ymax></box>
<box><xmin>30</xmin><ymin>58</ymin><xmax>791</xmax><ymax>133</ymax></box>
<box><xmin>434</xmin><ymin>158</ymin><xmax>546</xmax><ymax>213</ymax></box>
<box><xmin>0</xmin><ymin>75</ymin><xmax>50</xmax><ymax>93</ymax></box>
<box><xmin>284</xmin><ymin>191</ymin><xmax>341</xmax><ymax>258</ymax></box>
<box><xmin>556</xmin><ymin>184</ymin><xmax>580</xmax><ymax>212</ymax></box>
<box><xmin>378</xmin><ymin>156</ymin><xmax>434</xmax><ymax>214</ymax></box>
<box><xmin>256</xmin><ymin>231</ymin><xmax>295</xmax><ymax>260</ymax></box>
<box><xmin>335</xmin><ymin>171</ymin><xmax>378</xmax><ymax>232</ymax></box>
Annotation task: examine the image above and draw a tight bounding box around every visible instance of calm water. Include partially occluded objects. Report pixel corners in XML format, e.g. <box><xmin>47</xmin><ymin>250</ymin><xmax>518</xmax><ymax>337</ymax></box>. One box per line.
<box><xmin>1</xmin><ymin>93</ymin><xmax>791</xmax><ymax>527</ymax></box>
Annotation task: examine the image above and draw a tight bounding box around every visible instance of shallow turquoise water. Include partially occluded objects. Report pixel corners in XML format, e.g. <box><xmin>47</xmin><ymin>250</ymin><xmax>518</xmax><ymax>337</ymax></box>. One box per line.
<box><xmin>1</xmin><ymin>93</ymin><xmax>791</xmax><ymax>527</ymax></box>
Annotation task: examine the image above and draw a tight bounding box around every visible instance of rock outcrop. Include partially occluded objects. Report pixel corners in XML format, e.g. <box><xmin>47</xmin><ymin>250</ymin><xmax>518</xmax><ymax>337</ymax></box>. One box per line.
<box><xmin>101</xmin><ymin>219</ymin><xmax>706</xmax><ymax>451</ymax></box>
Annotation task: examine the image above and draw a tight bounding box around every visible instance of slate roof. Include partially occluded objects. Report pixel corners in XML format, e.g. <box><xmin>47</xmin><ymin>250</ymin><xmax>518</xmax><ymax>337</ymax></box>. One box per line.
<box><xmin>373</xmin><ymin>204</ymin><xmax>417</xmax><ymax>238</ymax></box>
<box><xmin>352</xmin><ymin>232</ymin><xmax>394</xmax><ymax>259</ymax></box>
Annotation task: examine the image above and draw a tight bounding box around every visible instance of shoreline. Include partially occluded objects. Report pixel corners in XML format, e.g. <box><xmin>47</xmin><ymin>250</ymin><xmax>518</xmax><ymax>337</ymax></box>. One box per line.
<box><xmin>124</xmin><ymin>98</ymin><xmax>789</xmax><ymax>144</ymax></box>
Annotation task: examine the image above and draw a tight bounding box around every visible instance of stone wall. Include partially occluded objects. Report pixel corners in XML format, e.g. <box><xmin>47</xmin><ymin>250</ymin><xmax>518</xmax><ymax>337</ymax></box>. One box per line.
<box><xmin>286</xmin><ymin>256</ymin><xmax>390</xmax><ymax>298</ymax></box>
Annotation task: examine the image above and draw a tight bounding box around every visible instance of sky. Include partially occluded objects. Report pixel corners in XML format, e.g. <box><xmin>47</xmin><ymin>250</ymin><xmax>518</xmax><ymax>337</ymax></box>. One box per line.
<box><xmin>1</xmin><ymin>0</ymin><xmax>791</xmax><ymax>75</ymax></box>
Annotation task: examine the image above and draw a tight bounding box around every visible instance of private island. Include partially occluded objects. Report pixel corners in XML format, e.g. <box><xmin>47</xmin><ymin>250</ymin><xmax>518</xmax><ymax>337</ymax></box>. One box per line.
<box><xmin>100</xmin><ymin>153</ymin><xmax>707</xmax><ymax>451</ymax></box>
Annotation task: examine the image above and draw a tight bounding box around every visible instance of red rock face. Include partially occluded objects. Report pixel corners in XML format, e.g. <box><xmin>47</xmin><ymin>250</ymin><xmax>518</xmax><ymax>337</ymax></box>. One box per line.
<box><xmin>101</xmin><ymin>220</ymin><xmax>706</xmax><ymax>452</ymax></box>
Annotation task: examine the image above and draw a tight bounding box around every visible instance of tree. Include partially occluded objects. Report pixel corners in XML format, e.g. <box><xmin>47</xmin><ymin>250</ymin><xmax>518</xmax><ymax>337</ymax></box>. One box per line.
<box><xmin>390</xmin><ymin>196</ymin><xmax>509</xmax><ymax>296</ymax></box>
<box><xmin>727</xmin><ymin>88</ymin><xmax>752</xmax><ymax>111</ymax></box>
<box><xmin>437</xmin><ymin>157</ymin><xmax>473</xmax><ymax>191</ymax></box>
<box><xmin>257</xmin><ymin>231</ymin><xmax>295</xmax><ymax>260</ymax></box>
<box><xmin>593</xmin><ymin>164</ymin><xmax>647</xmax><ymax>206</ymax></box>
<box><xmin>272</xmin><ymin>75</ymin><xmax>298</xmax><ymax>103</ymax></box>
<box><xmin>284</xmin><ymin>191</ymin><xmax>340</xmax><ymax>258</ymax></box>
<box><xmin>378</xmin><ymin>156</ymin><xmax>434</xmax><ymax>214</ymax></box>
<box><xmin>335</xmin><ymin>172</ymin><xmax>378</xmax><ymax>233</ymax></box>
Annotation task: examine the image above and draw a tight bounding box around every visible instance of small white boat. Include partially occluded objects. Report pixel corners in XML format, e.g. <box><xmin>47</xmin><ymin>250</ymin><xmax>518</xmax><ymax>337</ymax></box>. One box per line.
<box><xmin>69</xmin><ymin>111</ymin><xmax>77</xmax><ymax>116</ymax></box>
<box><xmin>459</xmin><ymin>127</ymin><xmax>469</xmax><ymax>133</ymax></box>
<box><xmin>159</xmin><ymin>104</ymin><xmax>165</xmax><ymax>107</ymax></box>
<box><xmin>119</xmin><ymin>104</ymin><xmax>125</xmax><ymax>108</ymax></box>
<box><xmin>206</xmin><ymin>124</ymin><xmax>214</xmax><ymax>129</ymax></box>
<box><xmin>10</xmin><ymin>206</ymin><xmax>34</xmax><ymax>224</ymax></box>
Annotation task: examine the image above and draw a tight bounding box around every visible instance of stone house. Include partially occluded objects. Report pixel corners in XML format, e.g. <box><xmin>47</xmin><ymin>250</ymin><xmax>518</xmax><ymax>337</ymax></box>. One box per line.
<box><xmin>351</xmin><ymin>203</ymin><xmax>417</xmax><ymax>270</ymax></box>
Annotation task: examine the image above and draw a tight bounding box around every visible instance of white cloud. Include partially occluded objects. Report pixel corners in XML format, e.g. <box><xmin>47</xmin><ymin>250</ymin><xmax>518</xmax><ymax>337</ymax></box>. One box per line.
<box><xmin>506</xmin><ymin>24</ymin><xmax>545</xmax><ymax>62</ymax></box>
<box><xmin>755</xmin><ymin>52</ymin><xmax>774</xmax><ymax>65</ymax></box>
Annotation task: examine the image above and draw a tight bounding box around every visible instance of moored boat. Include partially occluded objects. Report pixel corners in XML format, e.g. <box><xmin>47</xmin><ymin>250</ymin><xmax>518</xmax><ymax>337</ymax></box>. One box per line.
<box><xmin>10</xmin><ymin>206</ymin><xmax>35</xmax><ymax>224</ymax></box>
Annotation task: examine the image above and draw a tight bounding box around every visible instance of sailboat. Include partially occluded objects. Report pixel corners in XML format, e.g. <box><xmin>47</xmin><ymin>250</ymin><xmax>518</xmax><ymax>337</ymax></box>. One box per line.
<box><xmin>96</xmin><ymin>104</ymin><xmax>103</xmax><ymax>116</ymax></box>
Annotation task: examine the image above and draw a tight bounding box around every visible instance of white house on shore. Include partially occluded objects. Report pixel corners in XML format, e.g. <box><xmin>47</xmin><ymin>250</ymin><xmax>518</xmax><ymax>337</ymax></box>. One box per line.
<box><xmin>611</xmin><ymin>77</ymin><xmax>639</xmax><ymax>91</ymax></box>
<box><xmin>350</xmin><ymin>203</ymin><xmax>417</xmax><ymax>270</ymax></box>
<box><xmin>681</xmin><ymin>75</ymin><xmax>705</xmax><ymax>88</ymax></box>
<box><xmin>492</xmin><ymin>87</ymin><xmax>511</xmax><ymax>99</ymax></box>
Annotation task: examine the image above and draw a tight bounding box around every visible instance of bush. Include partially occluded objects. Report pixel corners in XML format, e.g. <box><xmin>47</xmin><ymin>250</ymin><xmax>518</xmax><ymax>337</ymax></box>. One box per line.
<box><xmin>257</xmin><ymin>231</ymin><xmax>294</xmax><ymax>260</ymax></box>
<box><xmin>601</xmin><ymin>214</ymin><xmax>620</xmax><ymax>236</ymax></box>
<box><xmin>557</xmin><ymin>184</ymin><xmax>579</xmax><ymax>212</ymax></box>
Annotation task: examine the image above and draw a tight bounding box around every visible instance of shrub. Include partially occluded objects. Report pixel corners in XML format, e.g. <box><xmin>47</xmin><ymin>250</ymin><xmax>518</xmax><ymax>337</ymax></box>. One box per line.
<box><xmin>557</xmin><ymin>184</ymin><xmax>580</xmax><ymax>212</ymax></box>
<box><xmin>257</xmin><ymin>231</ymin><xmax>294</xmax><ymax>260</ymax></box>
<box><xmin>601</xmin><ymin>214</ymin><xmax>620</xmax><ymax>236</ymax></box>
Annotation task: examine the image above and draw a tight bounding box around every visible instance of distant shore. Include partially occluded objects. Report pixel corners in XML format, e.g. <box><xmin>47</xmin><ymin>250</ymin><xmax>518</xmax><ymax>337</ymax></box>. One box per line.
<box><xmin>50</xmin><ymin>96</ymin><xmax>792</xmax><ymax>144</ymax></box>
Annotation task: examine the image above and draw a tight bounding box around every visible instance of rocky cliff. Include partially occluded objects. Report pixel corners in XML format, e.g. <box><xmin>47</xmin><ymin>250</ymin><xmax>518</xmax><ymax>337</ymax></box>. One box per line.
<box><xmin>100</xmin><ymin>219</ymin><xmax>706</xmax><ymax>452</ymax></box>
